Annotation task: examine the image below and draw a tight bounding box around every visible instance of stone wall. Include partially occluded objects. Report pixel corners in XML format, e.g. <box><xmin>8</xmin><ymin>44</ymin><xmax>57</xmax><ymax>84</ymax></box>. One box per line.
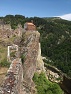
<box><xmin>24</xmin><ymin>22</ymin><xmax>36</xmax><ymax>31</ymax></box>
<box><xmin>0</xmin><ymin>58</ymin><xmax>23</xmax><ymax>94</ymax></box>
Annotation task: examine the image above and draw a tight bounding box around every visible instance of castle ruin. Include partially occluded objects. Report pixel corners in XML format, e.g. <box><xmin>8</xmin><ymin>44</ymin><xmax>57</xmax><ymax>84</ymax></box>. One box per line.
<box><xmin>0</xmin><ymin>20</ymin><xmax>23</xmax><ymax>39</ymax></box>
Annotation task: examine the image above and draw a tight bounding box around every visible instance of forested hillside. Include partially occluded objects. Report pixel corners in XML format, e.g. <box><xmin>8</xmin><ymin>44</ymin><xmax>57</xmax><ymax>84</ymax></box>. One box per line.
<box><xmin>38</xmin><ymin>17</ymin><xmax>71</xmax><ymax>77</ymax></box>
<box><xmin>38</xmin><ymin>18</ymin><xmax>71</xmax><ymax>77</ymax></box>
<box><xmin>0</xmin><ymin>15</ymin><xmax>71</xmax><ymax>77</ymax></box>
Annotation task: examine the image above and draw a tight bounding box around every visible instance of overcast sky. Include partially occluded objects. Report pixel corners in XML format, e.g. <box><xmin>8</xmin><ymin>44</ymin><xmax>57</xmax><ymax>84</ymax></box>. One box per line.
<box><xmin>0</xmin><ymin>0</ymin><xmax>71</xmax><ymax>20</ymax></box>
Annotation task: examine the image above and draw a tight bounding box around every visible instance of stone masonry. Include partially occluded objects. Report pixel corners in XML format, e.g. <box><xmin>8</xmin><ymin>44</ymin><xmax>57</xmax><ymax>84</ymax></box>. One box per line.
<box><xmin>0</xmin><ymin>58</ymin><xmax>23</xmax><ymax>94</ymax></box>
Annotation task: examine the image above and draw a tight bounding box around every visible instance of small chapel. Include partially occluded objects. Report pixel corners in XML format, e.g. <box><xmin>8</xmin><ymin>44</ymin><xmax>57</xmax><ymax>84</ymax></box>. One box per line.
<box><xmin>24</xmin><ymin>22</ymin><xmax>36</xmax><ymax>31</ymax></box>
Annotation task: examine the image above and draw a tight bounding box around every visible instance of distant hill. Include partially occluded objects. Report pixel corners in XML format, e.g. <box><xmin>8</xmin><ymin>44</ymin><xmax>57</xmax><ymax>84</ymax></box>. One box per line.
<box><xmin>43</xmin><ymin>17</ymin><xmax>61</xmax><ymax>20</ymax></box>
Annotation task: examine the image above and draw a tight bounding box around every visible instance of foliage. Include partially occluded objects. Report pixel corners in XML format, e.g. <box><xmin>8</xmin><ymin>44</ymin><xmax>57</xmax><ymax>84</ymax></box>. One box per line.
<box><xmin>10</xmin><ymin>51</ymin><xmax>16</xmax><ymax>57</ymax></box>
<box><xmin>0</xmin><ymin>15</ymin><xmax>25</xmax><ymax>29</ymax></box>
<box><xmin>0</xmin><ymin>58</ymin><xmax>10</xmax><ymax>67</ymax></box>
<box><xmin>0</xmin><ymin>49</ymin><xmax>4</xmax><ymax>53</ymax></box>
<box><xmin>21</xmin><ymin>54</ymin><xmax>25</xmax><ymax>64</ymax></box>
<box><xmin>37</xmin><ymin>18</ymin><xmax>71</xmax><ymax>77</ymax></box>
<box><xmin>33</xmin><ymin>72</ymin><xmax>63</xmax><ymax>94</ymax></box>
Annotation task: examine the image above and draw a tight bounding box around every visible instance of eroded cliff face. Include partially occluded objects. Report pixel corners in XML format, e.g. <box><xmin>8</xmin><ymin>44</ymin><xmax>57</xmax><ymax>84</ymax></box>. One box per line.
<box><xmin>20</xmin><ymin>31</ymin><xmax>45</xmax><ymax>94</ymax></box>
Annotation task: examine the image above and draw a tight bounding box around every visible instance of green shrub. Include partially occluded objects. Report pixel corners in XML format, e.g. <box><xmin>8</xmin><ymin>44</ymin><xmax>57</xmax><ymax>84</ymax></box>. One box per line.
<box><xmin>21</xmin><ymin>54</ymin><xmax>25</xmax><ymax>64</ymax></box>
<box><xmin>0</xmin><ymin>59</ymin><xmax>10</xmax><ymax>67</ymax></box>
<box><xmin>33</xmin><ymin>72</ymin><xmax>63</xmax><ymax>94</ymax></box>
<box><xmin>10</xmin><ymin>51</ymin><xmax>16</xmax><ymax>57</ymax></box>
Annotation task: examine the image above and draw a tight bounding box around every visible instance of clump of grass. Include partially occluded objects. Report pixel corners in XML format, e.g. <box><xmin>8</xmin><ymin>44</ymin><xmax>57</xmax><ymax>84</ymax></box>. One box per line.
<box><xmin>0</xmin><ymin>49</ymin><xmax>4</xmax><ymax>53</ymax></box>
<box><xmin>0</xmin><ymin>46</ymin><xmax>7</xmax><ymax>61</ymax></box>
<box><xmin>10</xmin><ymin>51</ymin><xmax>16</xmax><ymax>57</ymax></box>
<box><xmin>20</xmin><ymin>54</ymin><xmax>26</xmax><ymax>64</ymax></box>
<box><xmin>0</xmin><ymin>59</ymin><xmax>10</xmax><ymax>67</ymax></box>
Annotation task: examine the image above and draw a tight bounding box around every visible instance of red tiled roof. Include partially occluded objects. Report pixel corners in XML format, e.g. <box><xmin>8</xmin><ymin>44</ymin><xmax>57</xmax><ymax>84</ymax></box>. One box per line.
<box><xmin>25</xmin><ymin>22</ymin><xmax>35</xmax><ymax>26</ymax></box>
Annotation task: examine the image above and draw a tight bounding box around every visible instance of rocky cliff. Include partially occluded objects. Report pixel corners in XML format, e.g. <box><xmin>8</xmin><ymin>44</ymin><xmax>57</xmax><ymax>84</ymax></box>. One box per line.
<box><xmin>0</xmin><ymin>30</ymin><xmax>45</xmax><ymax>94</ymax></box>
<box><xmin>20</xmin><ymin>31</ymin><xmax>45</xmax><ymax>94</ymax></box>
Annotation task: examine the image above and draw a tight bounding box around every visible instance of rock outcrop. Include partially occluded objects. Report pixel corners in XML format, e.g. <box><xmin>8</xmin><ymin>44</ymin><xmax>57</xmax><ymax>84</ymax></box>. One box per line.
<box><xmin>20</xmin><ymin>31</ymin><xmax>45</xmax><ymax>94</ymax></box>
<box><xmin>0</xmin><ymin>24</ymin><xmax>23</xmax><ymax>39</ymax></box>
